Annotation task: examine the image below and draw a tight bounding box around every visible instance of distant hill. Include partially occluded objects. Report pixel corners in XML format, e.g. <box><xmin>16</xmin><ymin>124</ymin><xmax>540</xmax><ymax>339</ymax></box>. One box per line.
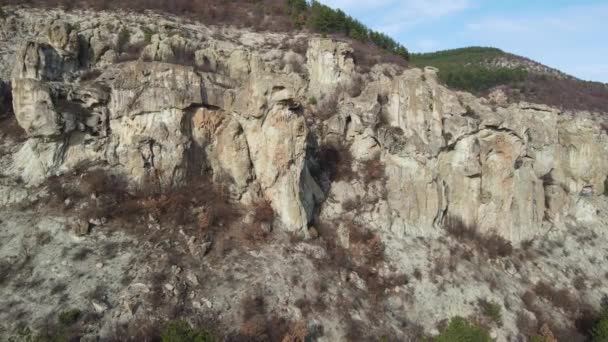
<box><xmin>411</xmin><ymin>47</ymin><xmax>608</xmax><ymax>113</ymax></box>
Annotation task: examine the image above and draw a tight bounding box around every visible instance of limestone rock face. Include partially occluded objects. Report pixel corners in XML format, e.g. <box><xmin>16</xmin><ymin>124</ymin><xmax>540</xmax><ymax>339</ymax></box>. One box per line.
<box><xmin>108</xmin><ymin>62</ymin><xmax>203</xmax><ymax>119</ymax></box>
<box><xmin>2</xmin><ymin>8</ymin><xmax>607</xmax><ymax>241</ymax></box>
<box><xmin>191</xmin><ymin>107</ymin><xmax>254</xmax><ymax>196</ymax></box>
<box><xmin>307</xmin><ymin>38</ymin><xmax>355</xmax><ymax>96</ymax></box>
<box><xmin>11</xmin><ymin>79</ymin><xmax>61</xmax><ymax>137</ymax></box>
<box><xmin>11</xmin><ymin>42</ymin><xmax>75</xmax><ymax>81</ymax></box>
<box><xmin>237</xmin><ymin>103</ymin><xmax>323</xmax><ymax>232</ymax></box>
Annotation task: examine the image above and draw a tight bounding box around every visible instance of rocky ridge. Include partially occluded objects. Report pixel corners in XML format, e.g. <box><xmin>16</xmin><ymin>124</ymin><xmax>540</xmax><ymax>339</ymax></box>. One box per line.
<box><xmin>2</xmin><ymin>7</ymin><xmax>607</xmax><ymax>242</ymax></box>
<box><xmin>0</xmin><ymin>6</ymin><xmax>607</xmax><ymax>341</ymax></box>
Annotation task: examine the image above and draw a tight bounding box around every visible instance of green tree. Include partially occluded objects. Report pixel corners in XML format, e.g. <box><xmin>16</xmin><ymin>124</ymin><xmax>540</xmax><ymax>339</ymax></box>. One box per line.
<box><xmin>161</xmin><ymin>321</ymin><xmax>215</xmax><ymax>342</ymax></box>
<box><xmin>434</xmin><ymin>317</ymin><xmax>493</xmax><ymax>342</ymax></box>
<box><xmin>592</xmin><ymin>308</ymin><xmax>608</xmax><ymax>342</ymax></box>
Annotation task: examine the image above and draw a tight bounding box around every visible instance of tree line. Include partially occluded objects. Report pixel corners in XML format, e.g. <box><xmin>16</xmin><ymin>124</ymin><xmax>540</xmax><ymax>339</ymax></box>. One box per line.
<box><xmin>3</xmin><ymin>0</ymin><xmax>409</xmax><ymax>62</ymax></box>
<box><xmin>288</xmin><ymin>0</ymin><xmax>409</xmax><ymax>60</ymax></box>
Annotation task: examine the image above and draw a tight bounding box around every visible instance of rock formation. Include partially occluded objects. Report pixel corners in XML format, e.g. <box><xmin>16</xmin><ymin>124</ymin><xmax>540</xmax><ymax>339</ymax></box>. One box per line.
<box><xmin>2</xmin><ymin>7</ymin><xmax>608</xmax><ymax>342</ymax></box>
<box><xmin>1</xmin><ymin>7</ymin><xmax>607</xmax><ymax>243</ymax></box>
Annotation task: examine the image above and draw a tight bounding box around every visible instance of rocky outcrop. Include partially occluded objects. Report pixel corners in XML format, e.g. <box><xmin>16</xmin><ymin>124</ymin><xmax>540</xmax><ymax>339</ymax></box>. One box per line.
<box><xmin>2</xmin><ymin>7</ymin><xmax>607</xmax><ymax>241</ymax></box>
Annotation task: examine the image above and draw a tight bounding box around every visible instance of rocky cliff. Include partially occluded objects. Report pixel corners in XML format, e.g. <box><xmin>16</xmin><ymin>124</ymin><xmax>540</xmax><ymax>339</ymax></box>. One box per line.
<box><xmin>2</xmin><ymin>7</ymin><xmax>607</xmax><ymax>242</ymax></box>
<box><xmin>1</xmin><ymin>6</ymin><xmax>608</xmax><ymax>341</ymax></box>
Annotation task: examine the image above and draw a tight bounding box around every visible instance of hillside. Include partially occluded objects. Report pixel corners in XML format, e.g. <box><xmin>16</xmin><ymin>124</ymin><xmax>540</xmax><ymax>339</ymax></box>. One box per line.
<box><xmin>1</xmin><ymin>0</ymin><xmax>409</xmax><ymax>65</ymax></box>
<box><xmin>5</xmin><ymin>2</ymin><xmax>607</xmax><ymax>114</ymax></box>
<box><xmin>412</xmin><ymin>47</ymin><xmax>608</xmax><ymax>113</ymax></box>
<box><xmin>0</xmin><ymin>3</ymin><xmax>608</xmax><ymax>342</ymax></box>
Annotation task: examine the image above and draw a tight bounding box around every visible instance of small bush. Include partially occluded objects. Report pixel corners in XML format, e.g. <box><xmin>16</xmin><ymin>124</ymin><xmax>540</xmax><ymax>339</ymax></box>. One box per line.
<box><xmin>445</xmin><ymin>217</ymin><xmax>513</xmax><ymax>259</ymax></box>
<box><xmin>361</xmin><ymin>156</ymin><xmax>386</xmax><ymax>185</ymax></box>
<box><xmin>117</xmin><ymin>28</ymin><xmax>131</xmax><ymax>53</ymax></box>
<box><xmin>479</xmin><ymin>299</ymin><xmax>502</xmax><ymax>326</ymax></box>
<box><xmin>286</xmin><ymin>57</ymin><xmax>307</xmax><ymax>75</ymax></box>
<box><xmin>58</xmin><ymin>309</ymin><xmax>81</xmax><ymax>326</ymax></box>
<box><xmin>253</xmin><ymin>200</ymin><xmax>275</xmax><ymax>223</ymax></box>
<box><xmin>142</xmin><ymin>26</ymin><xmax>154</xmax><ymax>44</ymax></box>
<box><xmin>533</xmin><ymin>281</ymin><xmax>578</xmax><ymax>315</ymax></box>
<box><xmin>314</xmin><ymin>90</ymin><xmax>340</xmax><ymax>120</ymax></box>
<box><xmin>592</xmin><ymin>307</ymin><xmax>608</xmax><ymax>342</ymax></box>
<box><xmin>161</xmin><ymin>320</ymin><xmax>215</xmax><ymax>342</ymax></box>
<box><xmin>316</xmin><ymin>143</ymin><xmax>355</xmax><ymax>182</ymax></box>
<box><xmin>434</xmin><ymin>316</ymin><xmax>492</xmax><ymax>342</ymax></box>
<box><xmin>308</xmin><ymin>97</ymin><xmax>317</xmax><ymax>105</ymax></box>
<box><xmin>237</xmin><ymin>295</ymin><xmax>304</xmax><ymax>341</ymax></box>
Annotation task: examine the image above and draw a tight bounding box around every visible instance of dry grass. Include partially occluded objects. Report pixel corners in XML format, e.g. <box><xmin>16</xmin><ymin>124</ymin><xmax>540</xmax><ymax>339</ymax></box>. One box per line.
<box><xmin>236</xmin><ymin>295</ymin><xmax>307</xmax><ymax>342</ymax></box>
<box><xmin>10</xmin><ymin>0</ymin><xmax>300</xmax><ymax>32</ymax></box>
<box><xmin>444</xmin><ymin>217</ymin><xmax>513</xmax><ymax>259</ymax></box>
<box><xmin>505</xmin><ymin>75</ymin><xmax>608</xmax><ymax>114</ymax></box>
<box><xmin>350</xmin><ymin>40</ymin><xmax>408</xmax><ymax>73</ymax></box>
<box><xmin>533</xmin><ymin>281</ymin><xmax>579</xmax><ymax>315</ymax></box>
<box><xmin>46</xmin><ymin>169</ymin><xmax>248</xmax><ymax>255</ymax></box>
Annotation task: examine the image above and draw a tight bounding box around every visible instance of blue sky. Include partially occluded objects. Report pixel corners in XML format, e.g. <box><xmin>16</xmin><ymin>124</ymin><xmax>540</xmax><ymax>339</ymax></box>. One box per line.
<box><xmin>320</xmin><ymin>0</ymin><xmax>608</xmax><ymax>83</ymax></box>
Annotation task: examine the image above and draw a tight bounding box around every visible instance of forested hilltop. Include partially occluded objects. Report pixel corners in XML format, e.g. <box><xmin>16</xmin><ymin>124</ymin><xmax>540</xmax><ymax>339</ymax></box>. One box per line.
<box><xmin>412</xmin><ymin>47</ymin><xmax>608</xmax><ymax>113</ymax></box>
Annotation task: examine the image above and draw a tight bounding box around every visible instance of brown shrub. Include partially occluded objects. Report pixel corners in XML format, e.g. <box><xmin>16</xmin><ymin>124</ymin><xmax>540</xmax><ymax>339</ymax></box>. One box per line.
<box><xmin>237</xmin><ymin>295</ymin><xmax>305</xmax><ymax>342</ymax></box>
<box><xmin>253</xmin><ymin>200</ymin><xmax>275</xmax><ymax>224</ymax></box>
<box><xmin>505</xmin><ymin>75</ymin><xmax>608</xmax><ymax>114</ymax></box>
<box><xmin>534</xmin><ymin>281</ymin><xmax>579</xmax><ymax>315</ymax></box>
<box><xmin>444</xmin><ymin>217</ymin><xmax>513</xmax><ymax>259</ymax></box>
<box><xmin>361</xmin><ymin>156</ymin><xmax>386</xmax><ymax>185</ymax></box>
<box><xmin>316</xmin><ymin>142</ymin><xmax>355</xmax><ymax>182</ymax></box>
<box><xmin>285</xmin><ymin>56</ymin><xmax>307</xmax><ymax>76</ymax></box>
<box><xmin>9</xmin><ymin>0</ymin><xmax>299</xmax><ymax>32</ymax></box>
<box><xmin>314</xmin><ymin>90</ymin><xmax>340</xmax><ymax>120</ymax></box>
<box><xmin>47</xmin><ymin>169</ymin><xmax>243</xmax><ymax>248</ymax></box>
<box><xmin>350</xmin><ymin>40</ymin><xmax>408</xmax><ymax>74</ymax></box>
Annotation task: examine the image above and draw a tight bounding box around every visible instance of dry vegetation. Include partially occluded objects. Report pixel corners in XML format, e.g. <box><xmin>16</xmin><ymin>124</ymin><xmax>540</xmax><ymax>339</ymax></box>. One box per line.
<box><xmin>7</xmin><ymin>0</ymin><xmax>411</xmax><ymax>76</ymax></box>
<box><xmin>7</xmin><ymin>0</ymin><xmax>298</xmax><ymax>31</ymax></box>
<box><xmin>314</xmin><ymin>142</ymin><xmax>355</xmax><ymax>183</ymax></box>
<box><xmin>505</xmin><ymin>75</ymin><xmax>608</xmax><ymax>114</ymax></box>
<box><xmin>234</xmin><ymin>295</ymin><xmax>309</xmax><ymax>341</ymax></box>
<box><xmin>444</xmin><ymin>217</ymin><xmax>513</xmax><ymax>260</ymax></box>
<box><xmin>45</xmin><ymin>169</ymin><xmax>278</xmax><ymax>258</ymax></box>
